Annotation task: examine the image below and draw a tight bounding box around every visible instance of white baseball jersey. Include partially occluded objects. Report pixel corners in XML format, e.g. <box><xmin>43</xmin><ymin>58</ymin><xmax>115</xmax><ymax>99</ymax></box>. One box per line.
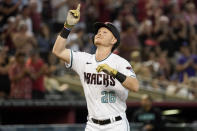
<box><xmin>65</xmin><ymin>50</ymin><xmax>136</xmax><ymax>120</ymax></box>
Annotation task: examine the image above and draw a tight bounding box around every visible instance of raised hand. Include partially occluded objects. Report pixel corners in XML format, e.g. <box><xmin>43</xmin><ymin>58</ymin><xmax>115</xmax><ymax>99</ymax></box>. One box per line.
<box><xmin>65</xmin><ymin>4</ymin><xmax>81</xmax><ymax>29</ymax></box>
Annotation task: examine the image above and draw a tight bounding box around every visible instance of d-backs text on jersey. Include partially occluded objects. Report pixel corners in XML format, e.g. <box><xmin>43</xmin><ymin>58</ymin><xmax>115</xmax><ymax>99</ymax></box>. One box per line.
<box><xmin>84</xmin><ymin>72</ymin><xmax>115</xmax><ymax>87</ymax></box>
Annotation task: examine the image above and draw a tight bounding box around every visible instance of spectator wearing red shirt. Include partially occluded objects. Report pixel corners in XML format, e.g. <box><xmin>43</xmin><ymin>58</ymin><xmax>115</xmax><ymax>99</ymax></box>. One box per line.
<box><xmin>137</xmin><ymin>0</ymin><xmax>148</xmax><ymax>22</ymax></box>
<box><xmin>26</xmin><ymin>50</ymin><xmax>47</xmax><ymax>99</ymax></box>
<box><xmin>9</xmin><ymin>52</ymin><xmax>32</xmax><ymax>99</ymax></box>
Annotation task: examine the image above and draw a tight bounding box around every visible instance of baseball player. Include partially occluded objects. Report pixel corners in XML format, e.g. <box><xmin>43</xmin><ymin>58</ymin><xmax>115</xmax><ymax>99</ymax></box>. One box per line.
<box><xmin>52</xmin><ymin>4</ymin><xmax>139</xmax><ymax>131</ymax></box>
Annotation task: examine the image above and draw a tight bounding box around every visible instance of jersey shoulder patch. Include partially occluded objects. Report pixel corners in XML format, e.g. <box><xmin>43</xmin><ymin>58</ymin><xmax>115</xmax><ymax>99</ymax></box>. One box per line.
<box><xmin>126</xmin><ymin>66</ymin><xmax>135</xmax><ymax>73</ymax></box>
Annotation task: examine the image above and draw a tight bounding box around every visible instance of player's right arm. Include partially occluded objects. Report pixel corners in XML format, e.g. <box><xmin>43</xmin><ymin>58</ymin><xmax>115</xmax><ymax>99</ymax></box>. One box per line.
<box><xmin>52</xmin><ymin>36</ymin><xmax>70</xmax><ymax>63</ymax></box>
<box><xmin>52</xmin><ymin>4</ymin><xmax>81</xmax><ymax>63</ymax></box>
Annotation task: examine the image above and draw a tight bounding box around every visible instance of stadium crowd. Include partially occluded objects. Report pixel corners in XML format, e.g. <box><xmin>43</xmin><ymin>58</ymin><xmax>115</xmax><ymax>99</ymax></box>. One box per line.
<box><xmin>0</xmin><ymin>0</ymin><xmax>197</xmax><ymax>100</ymax></box>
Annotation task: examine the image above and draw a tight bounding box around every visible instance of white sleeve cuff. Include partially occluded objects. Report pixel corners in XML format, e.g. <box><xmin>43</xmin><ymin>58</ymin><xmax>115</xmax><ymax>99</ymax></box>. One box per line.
<box><xmin>130</xmin><ymin>74</ymin><xmax>136</xmax><ymax>78</ymax></box>
<box><xmin>65</xmin><ymin>50</ymin><xmax>73</xmax><ymax>69</ymax></box>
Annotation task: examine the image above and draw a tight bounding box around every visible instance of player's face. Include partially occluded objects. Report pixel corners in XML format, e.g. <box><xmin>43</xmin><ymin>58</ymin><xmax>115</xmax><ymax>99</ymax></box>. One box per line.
<box><xmin>94</xmin><ymin>27</ymin><xmax>117</xmax><ymax>48</ymax></box>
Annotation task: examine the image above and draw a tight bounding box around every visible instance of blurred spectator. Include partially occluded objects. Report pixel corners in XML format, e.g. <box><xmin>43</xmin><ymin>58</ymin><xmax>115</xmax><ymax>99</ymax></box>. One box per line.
<box><xmin>175</xmin><ymin>73</ymin><xmax>195</xmax><ymax>100</ymax></box>
<box><xmin>30</xmin><ymin>0</ymin><xmax>42</xmax><ymax>13</ymax></box>
<box><xmin>98</xmin><ymin>0</ymin><xmax>112</xmax><ymax>22</ymax></box>
<box><xmin>130</xmin><ymin>51</ymin><xmax>142</xmax><ymax>75</ymax></box>
<box><xmin>51</xmin><ymin>0</ymin><xmax>69</xmax><ymax>32</ymax></box>
<box><xmin>0</xmin><ymin>47</ymin><xmax>10</xmax><ymax>98</ymax></box>
<box><xmin>12</xmin><ymin>20</ymin><xmax>37</xmax><ymax>55</ymax></box>
<box><xmin>121</xmin><ymin>2</ymin><xmax>138</xmax><ymax>30</ymax></box>
<box><xmin>166</xmin><ymin>74</ymin><xmax>179</xmax><ymax>96</ymax></box>
<box><xmin>183</xmin><ymin>2</ymin><xmax>197</xmax><ymax>26</ymax></box>
<box><xmin>137</xmin><ymin>0</ymin><xmax>148</xmax><ymax>22</ymax></box>
<box><xmin>37</xmin><ymin>24</ymin><xmax>51</xmax><ymax>61</ymax></box>
<box><xmin>47</xmin><ymin>53</ymin><xmax>60</xmax><ymax>76</ymax></box>
<box><xmin>67</xmin><ymin>27</ymin><xmax>84</xmax><ymax>51</ymax></box>
<box><xmin>168</xmin><ymin>16</ymin><xmax>187</xmax><ymax>53</ymax></box>
<box><xmin>144</xmin><ymin>51</ymin><xmax>160</xmax><ymax>77</ymax></box>
<box><xmin>44</xmin><ymin>53</ymin><xmax>69</xmax><ymax>94</ymax></box>
<box><xmin>189</xmin><ymin>77</ymin><xmax>197</xmax><ymax>99</ymax></box>
<box><xmin>29</xmin><ymin>0</ymin><xmax>42</xmax><ymax>33</ymax></box>
<box><xmin>18</xmin><ymin>5</ymin><xmax>33</xmax><ymax>35</ymax></box>
<box><xmin>176</xmin><ymin>44</ymin><xmax>197</xmax><ymax>82</ymax></box>
<box><xmin>42</xmin><ymin>0</ymin><xmax>53</xmax><ymax>24</ymax></box>
<box><xmin>112</xmin><ymin>12</ymin><xmax>123</xmax><ymax>32</ymax></box>
<box><xmin>132</xmin><ymin>94</ymin><xmax>163</xmax><ymax>131</ymax></box>
<box><xmin>154</xmin><ymin>15</ymin><xmax>174</xmax><ymax>56</ymax></box>
<box><xmin>85</xmin><ymin>0</ymin><xmax>99</xmax><ymax>33</ymax></box>
<box><xmin>26</xmin><ymin>50</ymin><xmax>47</xmax><ymax>99</ymax></box>
<box><xmin>157</xmin><ymin>50</ymin><xmax>172</xmax><ymax>80</ymax></box>
<box><xmin>1</xmin><ymin>16</ymin><xmax>19</xmax><ymax>54</ymax></box>
<box><xmin>119</xmin><ymin>24</ymin><xmax>140</xmax><ymax>61</ymax></box>
<box><xmin>120</xmin><ymin>1</ymin><xmax>133</xmax><ymax>27</ymax></box>
<box><xmin>190</xmin><ymin>33</ymin><xmax>197</xmax><ymax>55</ymax></box>
<box><xmin>9</xmin><ymin>52</ymin><xmax>32</xmax><ymax>99</ymax></box>
<box><xmin>168</xmin><ymin>3</ymin><xmax>182</xmax><ymax>20</ymax></box>
<box><xmin>138</xmin><ymin>20</ymin><xmax>157</xmax><ymax>47</ymax></box>
<box><xmin>47</xmin><ymin>52</ymin><xmax>68</xmax><ymax>77</ymax></box>
<box><xmin>146</xmin><ymin>0</ymin><xmax>161</xmax><ymax>20</ymax></box>
<box><xmin>130</xmin><ymin>50</ymin><xmax>152</xmax><ymax>79</ymax></box>
<box><xmin>0</xmin><ymin>0</ymin><xmax>21</xmax><ymax>28</ymax></box>
<box><xmin>151</xmin><ymin>78</ymin><xmax>165</xmax><ymax>92</ymax></box>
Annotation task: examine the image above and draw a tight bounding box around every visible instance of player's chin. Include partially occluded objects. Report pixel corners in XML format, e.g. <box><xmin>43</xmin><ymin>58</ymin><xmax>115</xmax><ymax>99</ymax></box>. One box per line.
<box><xmin>94</xmin><ymin>40</ymin><xmax>102</xmax><ymax>45</ymax></box>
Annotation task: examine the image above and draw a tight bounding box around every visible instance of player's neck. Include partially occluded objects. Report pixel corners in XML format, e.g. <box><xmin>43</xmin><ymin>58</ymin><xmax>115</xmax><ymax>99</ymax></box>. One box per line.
<box><xmin>95</xmin><ymin>47</ymin><xmax>111</xmax><ymax>62</ymax></box>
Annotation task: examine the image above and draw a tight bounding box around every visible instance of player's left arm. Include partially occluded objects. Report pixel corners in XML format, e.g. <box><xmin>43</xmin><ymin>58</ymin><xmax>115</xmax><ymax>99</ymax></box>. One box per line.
<box><xmin>96</xmin><ymin>64</ymin><xmax>139</xmax><ymax>92</ymax></box>
<box><xmin>122</xmin><ymin>76</ymin><xmax>139</xmax><ymax>92</ymax></box>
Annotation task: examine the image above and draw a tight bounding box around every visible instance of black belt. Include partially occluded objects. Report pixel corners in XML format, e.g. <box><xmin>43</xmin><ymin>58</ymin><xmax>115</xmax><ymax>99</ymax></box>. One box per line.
<box><xmin>92</xmin><ymin>116</ymin><xmax>122</xmax><ymax>125</ymax></box>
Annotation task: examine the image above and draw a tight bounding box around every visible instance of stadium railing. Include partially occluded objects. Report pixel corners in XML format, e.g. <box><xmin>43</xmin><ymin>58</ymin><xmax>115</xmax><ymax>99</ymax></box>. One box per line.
<box><xmin>55</xmin><ymin>74</ymin><xmax>196</xmax><ymax>101</ymax></box>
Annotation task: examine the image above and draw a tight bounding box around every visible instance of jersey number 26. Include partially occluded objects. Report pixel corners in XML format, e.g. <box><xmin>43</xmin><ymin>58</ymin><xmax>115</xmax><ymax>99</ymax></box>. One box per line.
<box><xmin>101</xmin><ymin>91</ymin><xmax>116</xmax><ymax>103</ymax></box>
